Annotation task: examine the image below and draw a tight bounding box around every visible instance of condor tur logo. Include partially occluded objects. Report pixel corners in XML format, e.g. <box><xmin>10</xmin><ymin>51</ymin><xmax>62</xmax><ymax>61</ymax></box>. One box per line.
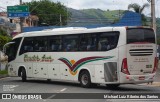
<box><xmin>58</xmin><ymin>56</ymin><xmax>114</xmax><ymax>75</ymax></box>
<box><xmin>24</xmin><ymin>54</ymin><xmax>54</xmax><ymax>62</ymax></box>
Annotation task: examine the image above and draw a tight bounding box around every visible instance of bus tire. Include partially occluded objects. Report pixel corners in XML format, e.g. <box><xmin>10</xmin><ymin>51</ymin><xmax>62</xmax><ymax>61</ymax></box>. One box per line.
<box><xmin>91</xmin><ymin>83</ymin><xmax>98</xmax><ymax>88</ymax></box>
<box><xmin>79</xmin><ymin>71</ymin><xmax>91</xmax><ymax>88</ymax></box>
<box><xmin>47</xmin><ymin>79</ymin><xmax>51</xmax><ymax>82</ymax></box>
<box><xmin>21</xmin><ymin>68</ymin><xmax>27</xmax><ymax>82</ymax></box>
<box><xmin>106</xmin><ymin>84</ymin><xmax>120</xmax><ymax>88</ymax></box>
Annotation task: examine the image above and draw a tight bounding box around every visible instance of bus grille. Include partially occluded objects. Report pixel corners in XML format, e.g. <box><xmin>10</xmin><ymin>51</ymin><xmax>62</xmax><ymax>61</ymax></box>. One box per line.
<box><xmin>129</xmin><ymin>49</ymin><xmax>153</xmax><ymax>56</ymax></box>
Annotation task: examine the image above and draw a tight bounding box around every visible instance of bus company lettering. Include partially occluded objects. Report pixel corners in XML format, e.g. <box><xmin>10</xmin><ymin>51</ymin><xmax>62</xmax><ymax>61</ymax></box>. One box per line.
<box><xmin>24</xmin><ymin>54</ymin><xmax>54</xmax><ymax>62</ymax></box>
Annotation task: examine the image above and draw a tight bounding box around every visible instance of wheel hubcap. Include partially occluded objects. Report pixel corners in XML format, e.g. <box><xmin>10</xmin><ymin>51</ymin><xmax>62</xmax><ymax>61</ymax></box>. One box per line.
<box><xmin>81</xmin><ymin>74</ymin><xmax>88</xmax><ymax>85</ymax></box>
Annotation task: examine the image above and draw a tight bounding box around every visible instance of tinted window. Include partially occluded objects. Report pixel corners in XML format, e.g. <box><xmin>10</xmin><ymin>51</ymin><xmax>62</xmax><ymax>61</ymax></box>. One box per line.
<box><xmin>19</xmin><ymin>31</ymin><xmax>120</xmax><ymax>53</ymax></box>
<box><xmin>34</xmin><ymin>37</ymin><xmax>48</xmax><ymax>52</ymax></box>
<box><xmin>98</xmin><ymin>32</ymin><xmax>119</xmax><ymax>51</ymax></box>
<box><xmin>79</xmin><ymin>33</ymin><xmax>97</xmax><ymax>51</ymax></box>
<box><xmin>79</xmin><ymin>32</ymin><xmax>119</xmax><ymax>51</ymax></box>
<box><xmin>19</xmin><ymin>37</ymin><xmax>34</xmax><ymax>55</ymax></box>
<box><xmin>6</xmin><ymin>38</ymin><xmax>22</xmax><ymax>62</ymax></box>
<box><xmin>127</xmin><ymin>28</ymin><xmax>155</xmax><ymax>44</ymax></box>
<box><xmin>62</xmin><ymin>35</ymin><xmax>79</xmax><ymax>51</ymax></box>
<box><xmin>48</xmin><ymin>36</ymin><xmax>62</xmax><ymax>51</ymax></box>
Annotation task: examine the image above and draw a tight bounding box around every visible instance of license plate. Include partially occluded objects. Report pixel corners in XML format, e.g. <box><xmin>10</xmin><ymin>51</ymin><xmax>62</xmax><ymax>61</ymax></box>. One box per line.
<box><xmin>139</xmin><ymin>76</ymin><xmax>145</xmax><ymax>80</ymax></box>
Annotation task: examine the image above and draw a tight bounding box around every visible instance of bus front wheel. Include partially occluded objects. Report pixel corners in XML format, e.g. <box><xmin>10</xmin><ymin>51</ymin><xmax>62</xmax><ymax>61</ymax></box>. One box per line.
<box><xmin>21</xmin><ymin>68</ymin><xmax>27</xmax><ymax>82</ymax></box>
<box><xmin>79</xmin><ymin>71</ymin><xmax>91</xmax><ymax>88</ymax></box>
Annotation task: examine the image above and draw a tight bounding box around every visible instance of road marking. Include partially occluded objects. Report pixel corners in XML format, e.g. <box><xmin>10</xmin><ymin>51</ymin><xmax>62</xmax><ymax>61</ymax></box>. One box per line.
<box><xmin>48</xmin><ymin>88</ymin><xmax>67</xmax><ymax>99</ymax></box>
<box><xmin>46</xmin><ymin>94</ymin><xmax>56</xmax><ymax>99</ymax></box>
<box><xmin>0</xmin><ymin>77</ymin><xmax>10</xmax><ymax>80</ymax></box>
<box><xmin>10</xmin><ymin>85</ymin><xmax>19</xmax><ymax>88</ymax></box>
<box><xmin>60</xmin><ymin>88</ymin><xmax>67</xmax><ymax>92</ymax></box>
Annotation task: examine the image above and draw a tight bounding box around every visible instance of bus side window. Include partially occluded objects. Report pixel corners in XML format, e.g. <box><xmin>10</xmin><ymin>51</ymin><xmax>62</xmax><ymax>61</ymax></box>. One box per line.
<box><xmin>98</xmin><ymin>38</ymin><xmax>111</xmax><ymax>51</ymax></box>
<box><xmin>63</xmin><ymin>35</ymin><xmax>79</xmax><ymax>52</ymax></box>
<box><xmin>87</xmin><ymin>39</ymin><xmax>97</xmax><ymax>51</ymax></box>
<box><xmin>19</xmin><ymin>37</ymin><xmax>34</xmax><ymax>55</ymax></box>
<box><xmin>34</xmin><ymin>37</ymin><xmax>48</xmax><ymax>52</ymax></box>
<box><xmin>87</xmin><ymin>35</ymin><xmax>97</xmax><ymax>51</ymax></box>
<box><xmin>98</xmin><ymin>32</ymin><xmax>119</xmax><ymax>51</ymax></box>
<box><xmin>79</xmin><ymin>33</ymin><xmax>97</xmax><ymax>51</ymax></box>
<box><xmin>79</xmin><ymin>38</ymin><xmax>87</xmax><ymax>51</ymax></box>
<box><xmin>49</xmin><ymin>36</ymin><xmax>62</xmax><ymax>52</ymax></box>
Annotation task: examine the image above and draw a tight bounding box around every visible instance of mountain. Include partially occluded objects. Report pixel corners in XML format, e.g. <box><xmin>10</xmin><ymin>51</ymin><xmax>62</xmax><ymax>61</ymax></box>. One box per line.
<box><xmin>81</xmin><ymin>9</ymin><xmax>124</xmax><ymax>20</ymax></box>
<box><xmin>67</xmin><ymin>8</ymin><xmax>125</xmax><ymax>26</ymax></box>
<box><xmin>68</xmin><ymin>8</ymin><xmax>160</xmax><ymax>37</ymax></box>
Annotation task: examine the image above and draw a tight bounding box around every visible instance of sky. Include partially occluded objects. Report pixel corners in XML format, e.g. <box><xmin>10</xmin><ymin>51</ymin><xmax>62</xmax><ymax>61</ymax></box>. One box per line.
<box><xmin>0</xmin><ymin>0</ymin><xmax>160</xmax><ymax>17</ymax></box>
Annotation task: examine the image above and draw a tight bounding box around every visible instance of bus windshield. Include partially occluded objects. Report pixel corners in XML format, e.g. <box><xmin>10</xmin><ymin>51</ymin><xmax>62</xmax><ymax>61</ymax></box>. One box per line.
<box><xmin>127</xmin><ymin>28</ymin><xmax>155</xmax><ymax>44</ymax></box>
<box><xmin>6</xmin><ymin>38</ymin><xmax>22</xmax><ymax>62</ymax></box>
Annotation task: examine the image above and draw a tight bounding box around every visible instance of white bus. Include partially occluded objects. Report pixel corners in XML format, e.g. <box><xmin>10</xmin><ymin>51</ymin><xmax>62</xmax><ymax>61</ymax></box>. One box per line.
<box><xmin>4</xmin><ymin>27</ymin><xmax>158</xmax><ymax>88</ymax></box>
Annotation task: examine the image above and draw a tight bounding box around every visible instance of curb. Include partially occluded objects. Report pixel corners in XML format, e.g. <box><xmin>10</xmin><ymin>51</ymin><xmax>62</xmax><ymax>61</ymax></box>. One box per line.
<box><xmin>0</xmin><ymin>74</ymin><xmax>9</xmax><ymax>79</ymax></box>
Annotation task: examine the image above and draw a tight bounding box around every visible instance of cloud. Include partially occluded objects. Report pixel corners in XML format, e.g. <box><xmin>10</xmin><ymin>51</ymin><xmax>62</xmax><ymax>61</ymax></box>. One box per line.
<box><xmin>53</xmin><ymin>0</ymin><xmax>160</xmax><ymax>18</ymax></box>
<box><xmin>52</xmin><ymin>0</ymin><xmax>147</xmax><ymax>10</ymax></box>
<box><xmin>0</xmin><ymin>0</ymin><xmax>19</xmax><ymax>10</ymax></box>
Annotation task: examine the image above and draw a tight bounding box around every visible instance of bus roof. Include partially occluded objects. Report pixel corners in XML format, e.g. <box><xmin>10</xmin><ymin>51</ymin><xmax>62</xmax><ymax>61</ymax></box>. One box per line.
<box><xmin>13</xmin><ymin>27</ymin><xmax>110</xmax><ymax>39</ymax></box>
<box><xmin>13</xmin><ymin>26</ymin><xmax>152</xmax><ymax>39</ymax></box>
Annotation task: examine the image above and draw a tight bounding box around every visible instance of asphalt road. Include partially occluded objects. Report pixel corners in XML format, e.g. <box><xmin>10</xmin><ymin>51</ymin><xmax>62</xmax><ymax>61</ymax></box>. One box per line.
<box><xmin>0</xmin><ymin>75</ymin><xmax>160</xmax><ymax>102</ymax></box>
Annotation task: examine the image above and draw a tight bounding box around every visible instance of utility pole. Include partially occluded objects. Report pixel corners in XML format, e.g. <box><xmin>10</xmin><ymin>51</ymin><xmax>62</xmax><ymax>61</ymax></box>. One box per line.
<box><xmin>60</xmin><ymin>14</ymin><xmax>62</xmax><ymax>26</ymax></box>
<box><xmin>20</xmin><ymin>0</ymin><xmax>23</xmax><ymax>33</ymax></box>
<box><xmin>119</xmin><ymin>9</ymin><xmax>120</xmax><ymax>19</ymax></box>
<box><xmin>151</xmin><ymin>0</ymin><xmax>156</xmax><ymax>32</ymax></box>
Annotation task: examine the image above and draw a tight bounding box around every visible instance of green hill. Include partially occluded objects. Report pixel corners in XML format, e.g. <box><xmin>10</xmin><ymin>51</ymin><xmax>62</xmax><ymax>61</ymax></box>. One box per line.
<box><xmin>81</xmin><ymin>9</ymin><xmax>125</xmax><ymax>22</ymax></box>
<box><xmin>68</xmin><ymin>8</ymin><xmax>125</xmax><ymax>26</ymax></box>
<box><xmin>68</xmin><ymin>8</ymin><xmax>160</xmax><ymax>36</ymax></box>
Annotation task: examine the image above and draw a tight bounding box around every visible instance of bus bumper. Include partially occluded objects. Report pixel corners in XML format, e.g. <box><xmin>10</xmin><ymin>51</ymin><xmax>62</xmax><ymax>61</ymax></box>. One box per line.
<box><xmin>120</xmin><ymin>73</ymin><xmax>156</xmax><ymax>84</ymax></box>
<box><xmin>7</xmin><ymin>64</ymin><xmax>17</xmax><ymax>77</ymax></box>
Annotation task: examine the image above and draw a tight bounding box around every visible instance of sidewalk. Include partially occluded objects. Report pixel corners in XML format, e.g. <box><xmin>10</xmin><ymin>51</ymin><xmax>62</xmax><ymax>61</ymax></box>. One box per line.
<box><xmin>0</xmin><ymin>74</ymin><xmax>8</xmax><ymax>79</ymax></box>
<box><xmin>155</xmin><ymin>68</ymin><xmax>160</xmax><ymax>82</ymax></box>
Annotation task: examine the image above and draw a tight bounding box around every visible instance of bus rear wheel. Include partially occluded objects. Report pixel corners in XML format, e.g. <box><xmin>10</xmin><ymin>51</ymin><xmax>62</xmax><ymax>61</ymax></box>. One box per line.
<box><xmin>21</xmin><ymin>68</ymin><xmax>27</xmax><ymax>82</ymax></box>
<box><xmin>79</xmin><ymin>71</ymin><xmax>91</xmax><ymax>88</ymax></box>
<box><xmin>106</xmin><ymin>84</ymin><xmax>120</xmax><ymax>88</ymax></box>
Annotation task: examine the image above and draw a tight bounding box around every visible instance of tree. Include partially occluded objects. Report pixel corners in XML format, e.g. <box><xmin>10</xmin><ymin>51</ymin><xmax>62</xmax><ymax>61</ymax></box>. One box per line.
<box><xmin>0</xmin><ymin>28</ymin><xmax>7</xmax><ymax>36</ymax></box>
<box><xmin>128</xmin><ymin>3</ymin><xmax>150</xmax><ymax>26</ymax></box>
<box><xmin>23</xmin><ymin>0</ymin><xmax>70</xmax><ymax>26</ymax></box>
<box><xmin>0</xmin><ymin>29</ymin><xmax>11</xmax><ymax>50</ymax></box>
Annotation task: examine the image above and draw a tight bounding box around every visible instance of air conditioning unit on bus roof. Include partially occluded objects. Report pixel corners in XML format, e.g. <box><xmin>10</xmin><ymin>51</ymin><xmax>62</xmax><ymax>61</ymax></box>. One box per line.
<box><xmin>51</xmin><ymin>27</ymin><xmax>87</xmax><ymax>31</ymax></box>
